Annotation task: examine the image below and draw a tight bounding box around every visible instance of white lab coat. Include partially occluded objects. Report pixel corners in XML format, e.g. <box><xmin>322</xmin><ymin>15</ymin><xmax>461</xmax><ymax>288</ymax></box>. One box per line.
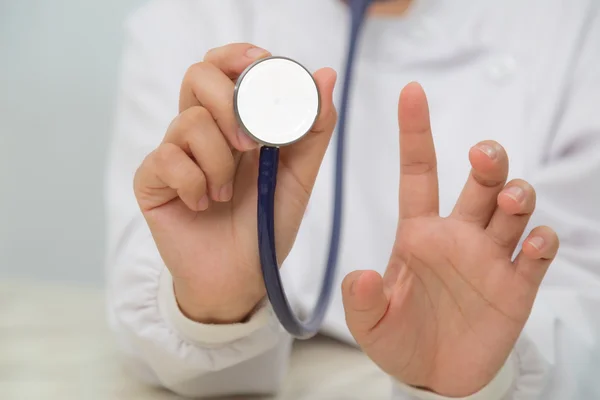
<box><xmin>104</xmin><ymin>0</ymin><xmax>600</xmax><ymax>398</ymax></box>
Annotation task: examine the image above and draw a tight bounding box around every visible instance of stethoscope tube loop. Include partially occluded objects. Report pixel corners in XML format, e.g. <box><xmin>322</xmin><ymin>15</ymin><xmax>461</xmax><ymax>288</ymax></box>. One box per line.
<box><xmin>257</xmin><ymin>0</ymin><xmax>375</xmax><ymax>339</ymax></box>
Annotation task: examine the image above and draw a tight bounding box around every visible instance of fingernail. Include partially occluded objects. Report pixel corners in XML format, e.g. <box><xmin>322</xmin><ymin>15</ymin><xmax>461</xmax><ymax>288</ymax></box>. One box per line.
<box><xmin>219</xmin><ymin>182</ymin><xmax>233</xmax><ymax>202</ymax></box>
<box><xmin>476</xmin><ymin>143</ymin><xmax>498</xmax><ymax>160</ymax></box>
<box><xmin>245</xmin><ymin>47</ymin><xmax>268</xmax><ymax>59</ymax></box>
<box><xmin>237</xmin><ymin>127</ymin><xmax>258</xmax><ymax>150</ymax></box>
<box><xmin>350</xmin><ymin>272</ymin><xmax>364</xmax><ymax>296</ymax></box>
<box><xmin>503</xmin><ymin>186</ymin><xmax>525</xmax><ymax>203</ymax></box>
<box><xmin>529</xmin><ymin>236</ymin><xmax>545</xmax><ymax>251</ymax></box>
<box><xmin>197</xmin><ymin>195</ymin><xmax>209</xmax><ymax>211</ymax></box>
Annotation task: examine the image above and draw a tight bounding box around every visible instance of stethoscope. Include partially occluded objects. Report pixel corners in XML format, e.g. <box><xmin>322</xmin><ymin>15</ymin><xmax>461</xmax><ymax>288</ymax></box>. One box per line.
<box><xmin>233</xmin><ymin>0</ymin><xmax>381</xmax><ymax>339</ymax></box>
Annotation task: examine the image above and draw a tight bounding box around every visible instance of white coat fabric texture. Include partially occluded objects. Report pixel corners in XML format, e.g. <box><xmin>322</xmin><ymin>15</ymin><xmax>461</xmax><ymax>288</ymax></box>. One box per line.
<box><xmin>104</xmin><ymin>0</ymin><xmax>600</xmax><ymax>398</ymax></box>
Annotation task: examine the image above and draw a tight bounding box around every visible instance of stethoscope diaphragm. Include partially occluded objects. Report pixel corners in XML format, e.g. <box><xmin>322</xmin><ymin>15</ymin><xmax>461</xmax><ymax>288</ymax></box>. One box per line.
<box><xmin>234</xmin><ymin>57</ymin><xmax>321</xmax><ymax>147</ymax></box>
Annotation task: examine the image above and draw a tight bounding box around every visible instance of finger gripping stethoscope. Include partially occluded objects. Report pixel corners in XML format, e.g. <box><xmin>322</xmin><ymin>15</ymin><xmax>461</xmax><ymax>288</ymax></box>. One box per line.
<box><xmin>233</xmin><ymin>0</ymin><xmax>380</xmax><ymax>339</ymax></box>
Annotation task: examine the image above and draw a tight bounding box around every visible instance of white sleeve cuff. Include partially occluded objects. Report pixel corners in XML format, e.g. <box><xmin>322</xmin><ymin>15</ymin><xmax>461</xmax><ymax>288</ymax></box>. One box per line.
<box><xmin>392</xmin><ymin>352</ymin><xmax>517</xmax><ymax>400</ymax></box>
<box><xmin>157</xmin><ymin>268</ymin><xmax>275</xmax><ymax>347</ymax></box>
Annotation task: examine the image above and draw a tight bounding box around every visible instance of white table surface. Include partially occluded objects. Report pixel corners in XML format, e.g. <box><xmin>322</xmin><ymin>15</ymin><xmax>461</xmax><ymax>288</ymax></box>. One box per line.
<box><xmin>0</xmin><ymin>280</ymin><xmax>391</xmax><ymax>400</ymax></box>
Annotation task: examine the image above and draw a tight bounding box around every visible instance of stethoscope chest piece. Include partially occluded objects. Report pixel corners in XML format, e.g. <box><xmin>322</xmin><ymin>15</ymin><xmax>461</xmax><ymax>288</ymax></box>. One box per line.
<box><xmin>234</xmin><ymin>57</ymin><xmax>320</xmax><ymax>147</ymax></box>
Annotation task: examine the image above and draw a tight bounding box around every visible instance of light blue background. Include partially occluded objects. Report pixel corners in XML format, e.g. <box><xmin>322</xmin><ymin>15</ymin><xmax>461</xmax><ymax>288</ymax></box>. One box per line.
<box><xmin>0</xmin><ymin>0</ymin><xmax>145</xmax><ymax>284</ymax></box>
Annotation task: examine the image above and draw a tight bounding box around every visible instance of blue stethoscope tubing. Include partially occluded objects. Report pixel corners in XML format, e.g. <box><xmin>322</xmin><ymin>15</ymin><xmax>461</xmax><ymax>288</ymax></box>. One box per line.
<box><xmin>257</xmin><ymin>0</ymin><xmax>375</xmax><ymax>339</ymax></box>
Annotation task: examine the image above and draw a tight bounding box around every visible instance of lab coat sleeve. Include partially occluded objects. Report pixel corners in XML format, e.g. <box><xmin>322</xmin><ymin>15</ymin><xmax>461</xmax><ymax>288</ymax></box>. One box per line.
<box><xmin>104</xmin><ymin>6</ymin><xmax>293</xmax><ymax>397</ymax></box>
<box><xmin>391</xmin><ymin>4</ymin><xmax>600</xmax><ymax>400</ymax></box>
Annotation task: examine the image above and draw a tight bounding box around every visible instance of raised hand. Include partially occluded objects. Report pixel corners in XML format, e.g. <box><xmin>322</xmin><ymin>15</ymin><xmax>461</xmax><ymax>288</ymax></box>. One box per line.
<box><xmin>342</xmin><ymin>82</ymin><xmax>559</xmax><ymax>397</ymax></box>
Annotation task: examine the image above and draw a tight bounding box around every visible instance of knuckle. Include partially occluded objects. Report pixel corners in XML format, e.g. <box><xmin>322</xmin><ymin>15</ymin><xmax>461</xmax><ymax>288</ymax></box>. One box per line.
<box><xmin>203</xmin><ymin>46</ymin><xmax>220</xmax><ymax>61</ymax></box>
<box><xmin>186</xmin><ymin>167</ymin><xmax>206</xmax><ymax>188</ymax></box>
<box><xmin>183</xmin><ymin>64</ymin><xmax>198</xmax><ymax>83</ymax></box>
<box><xmin>195</xmin><ymin>181</ymin><xmax>209</xmax><ymax>200</ymax></box>
<box><xmin>133</xmin><ymin>158</ymin><xmax>149</xmax><ymax>193</ymax></box>
<box><xmin>175</xmin><ymin>161</ymin><xmax>204</xmax><ymax>192</ymax></box>
<box><xmin>178</xmin><ymin>106</ymin><xmax>211</xmax><ymax>130</ymax></box>
<box><xmin>155</xmin><ymin>143</ymin><xmax>180</xmax><ymax>166</ymax></box>
<box><xmin>214</xmin><ymin>158</ymin><xmax>236</xmax><ymax>182</ymax></box>
<box><xmin>184</xmin><ymin>61</ymin><xmax>213</xmax><ymax>82</ymax></box>
<box><xmin>216</xmin><ymin>148</ymin><xmax>236</xmax><ymax>170</ymax></box>
<box><xmin>204</xmin><ymin>152</ymin><xmax>236</xmax><ymax>183</ymax></box>
<box><xmin>401</xmin><ymin>160</ymin><xmax>436</xmax><ymax>175</ymax></box>
<box><xmin>136</xmin><ymin>151</ymin><xmax>154</xmax><ymax>174</ymax></box>
<box><xmin>473</xmin><ymin>172</ymin><xmax>504</xmax><ymax>188</ymax></box>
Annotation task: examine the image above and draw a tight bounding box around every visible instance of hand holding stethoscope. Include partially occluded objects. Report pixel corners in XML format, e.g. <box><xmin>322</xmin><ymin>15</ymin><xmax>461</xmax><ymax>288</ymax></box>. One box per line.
<box><xmin>134</xmin><ymin>43</ymin><xmax>339</xmax><ymax>325</ymax></box>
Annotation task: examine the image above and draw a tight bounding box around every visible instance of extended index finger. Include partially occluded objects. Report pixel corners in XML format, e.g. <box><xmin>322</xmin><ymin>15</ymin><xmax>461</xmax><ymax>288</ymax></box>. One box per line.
<box><xmin>398</xmin><ymin>82</ymin><xmax>439</xmax><ymax>220</ymax></box>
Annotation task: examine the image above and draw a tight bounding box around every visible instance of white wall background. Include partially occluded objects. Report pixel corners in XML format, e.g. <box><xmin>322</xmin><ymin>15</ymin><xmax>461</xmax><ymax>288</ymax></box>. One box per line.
<box><xmin>0</xmin><ymin>0</ymin><xmax>145</xmax><ymax>284</ymax></box>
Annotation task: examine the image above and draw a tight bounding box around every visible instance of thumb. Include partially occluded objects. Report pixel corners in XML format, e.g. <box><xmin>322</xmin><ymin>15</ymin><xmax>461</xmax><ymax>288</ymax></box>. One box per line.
<box><xmin>342</xmin><ymin>270</ymin><xmax>390</xmax><ymax>341</ymax></box>
<box><xmin>278</xmin><ymin>67</ymin><xmax>338</xmax><ymax>192</ymax></box>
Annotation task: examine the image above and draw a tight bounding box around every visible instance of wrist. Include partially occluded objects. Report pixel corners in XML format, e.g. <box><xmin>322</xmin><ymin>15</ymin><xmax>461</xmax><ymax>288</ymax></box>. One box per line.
<box><xmin>173</xmin><ymin>279</ymin><xmax>264</xmax><ymax>324</ymax></box>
